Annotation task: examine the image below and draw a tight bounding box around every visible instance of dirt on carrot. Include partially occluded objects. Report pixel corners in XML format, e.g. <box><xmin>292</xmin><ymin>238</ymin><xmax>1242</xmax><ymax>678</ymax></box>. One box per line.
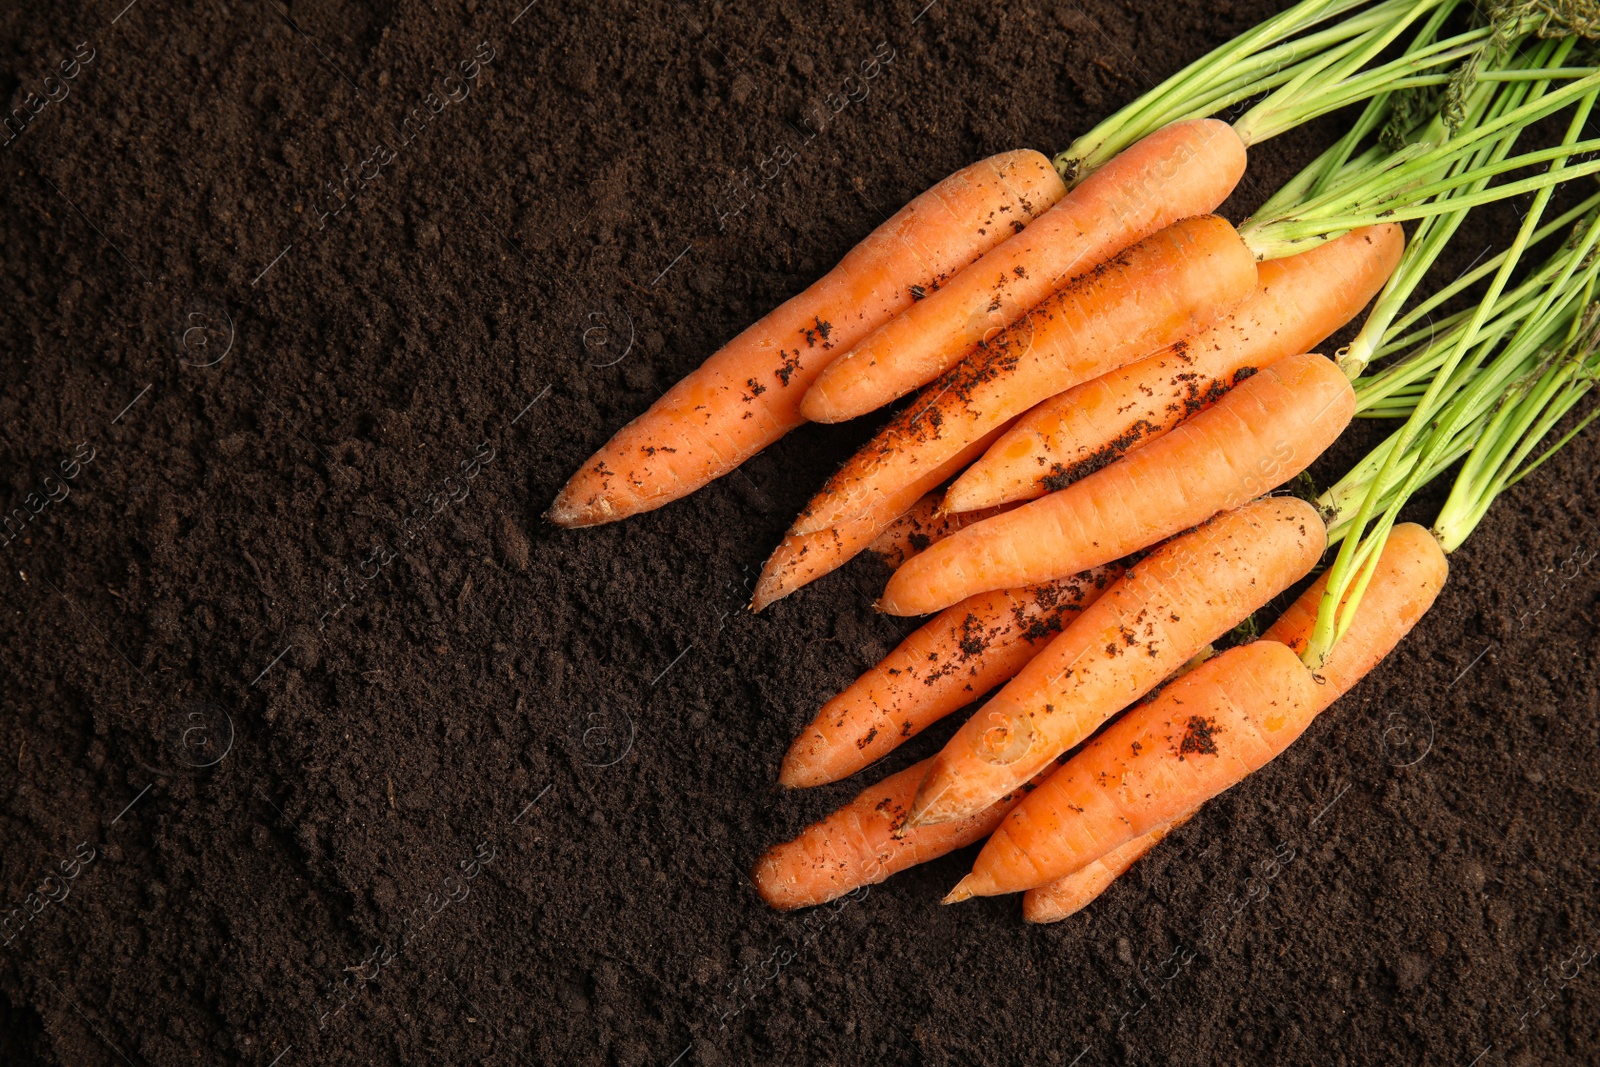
<box><xmin>801</xmin><ymin>119</ymin><xmax>1248</xmax><ymax>423</ymax></box>
<box><xmin>944</xmin><ymin>225</ymin><xmax>1402</xmax><ymax>512</ymax></box>
<box><xmin>549</xmin><ymin>150</ymin><xmax>1063</xmax><ymax>527</ymax></box>
<box><xmin>790</xmin><ymin>215</ymin><xmax>1259</xmax><ymax>538</ymax></box>
<box><xmin>781</xmin><ymin>567</ymin><xmax>1118</xmax><ymax>787</ymax></box>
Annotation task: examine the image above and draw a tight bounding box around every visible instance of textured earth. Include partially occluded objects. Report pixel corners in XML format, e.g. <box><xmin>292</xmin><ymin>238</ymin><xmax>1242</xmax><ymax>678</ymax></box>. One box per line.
<box><xmin>1</xmin><ymin>0</ymin><xmax>1597</xmax><ymax>1064</ymax></box>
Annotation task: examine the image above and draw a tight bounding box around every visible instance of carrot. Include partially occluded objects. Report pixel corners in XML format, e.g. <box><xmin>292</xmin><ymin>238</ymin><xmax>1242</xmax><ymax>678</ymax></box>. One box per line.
<box><xmin>749</xmin><ymin>420</ymin><xmax>1017</xmax><ymax>612</ymax></box>
<box><xmin>762</xmin><ymin>638</ymin><xmax>1220</xmax><ymax>911</ymax></box>
<box><xmin>780</xmin><ymin>567</ymin><xmax>1119</xmax><ymax>788</ymax></box>
<box><xmin>789</xmin><ymin>215</ymin><xmax>1259</xmax><ymax>538</ymax></box>
<box><xmin>1021</xmin><ymin>815</ymin><xmax>1192</xmax><ymax>924</ymax></box>
<box><xmin>880</xmin><ymin>350</ymin><xmax>1354</xmax><ymax>617</ymax></box>
<box><xmin>1262</xmin><ymin>522</ymin><xmax>1449</xmax><ymax>696</ymax></box>
<box><xmin>905</xmin><ymin>497</ymin><xmax>1325</xmax><ymax>828</ymax></box>
<box><xmin>800</xmin><ymin>120</ymin><xmax>1249</xmax><ymax>424</ymax></box>
<box><xmin>942</xmin><ymin>224</ymin><xmax>1404</xmax><ymax>513</ymax></box>
<box><xmin>752</xmin><ymin>756</ymin><xmax>1037</xmax><ymax>911</ymax></box>
<box><xmin>547</xmin><ymin>150</ymin><xmax>1064</xmax><ymax>527</ymax></box>
<box><xmin>947</xmin><ymin>640</ymin><xmax>1319</xmax><ymax>900</ymax></box>
<box><xmin>954</xmin><ymin>522</ymin><xmax>1447</xmax><ymax>901</ymax></box>
<box><xmin>865</xmin><ymin>495</ymin><xmax>1020</xmax><ymax>572</ymax></box>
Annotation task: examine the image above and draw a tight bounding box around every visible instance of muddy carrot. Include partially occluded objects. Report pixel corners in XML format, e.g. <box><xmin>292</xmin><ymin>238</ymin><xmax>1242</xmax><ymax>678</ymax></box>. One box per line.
<box><xmin>947</xmin><ymin>640</ymin><xmax>1318</xmax><ymax>900</ymax></box>
<box><xmin>752</xmin><ymin>757</ymin><xmax>1038</xmax><ymax>911</ymax></box>
<box><xmin>1021</xmin><ymin>815</ymin><xmax>1193</xmax><ymax>924</ymax></box>
<box><xmin>881</xmin><ymin>351</ymin><xmax>1354</xmax><ymax>617</ymax></box>
<box><xmin>790</xmin><ymin>215</ymin><xmax>1259</xmax><ymax>539</ymax></box>
<box><xmin>952</xmin><ymin>522</ymin><xmax>1447</xmax><ymax>899</ymax></box>
<box><xmin>749</xmin><ymin>421</ymin><xmax>1017</xmax><ymax>612</ymax></box>
<box><xmin>780</xmin><ymin>567</ymin><xmax>1119</xmax><ymax>789</ymax></box>
<box><xmin>943</xmin><ymin>224</ymin><xmax>1403</xmax><ymax>513</ymax></box>
<box><xmin>865</xmin><ymin>496</ymin><xmax>1020</xmax><ymax>572</ymax></box>
<box><xmin>760</xmin><ymin>635</ymin><xmax>1227</xmax><ymax>911</ymax></box>
<box><xmin>905</xmin><ymin>497</ymin><xmax>1325</xmax><ymax>828</ymax></box>
<box><xmin>801</xmin><ymin>120</ymin><xmax>1249</xmax><ymax>423</ymax></box>
<box><xmin>547</xmin><ymin>150</ymin><xmax>1064</xmax><ymax>527</ymax></box>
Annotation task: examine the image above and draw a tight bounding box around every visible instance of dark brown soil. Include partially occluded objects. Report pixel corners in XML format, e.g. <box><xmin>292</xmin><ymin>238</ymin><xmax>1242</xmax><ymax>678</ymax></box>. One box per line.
<box><xmin>2</xmin><ymin>1</ymin><xmax>1597</xmax><ymax>1064</ymax></box>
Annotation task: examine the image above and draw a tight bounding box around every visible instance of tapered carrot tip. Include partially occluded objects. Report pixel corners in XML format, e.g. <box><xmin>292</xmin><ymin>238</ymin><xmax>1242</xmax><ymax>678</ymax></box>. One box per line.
<box><xmin>902</xmin><ymin>780</ymin><xmax>959</xmax><ymax>829</ymax></box>
<box><xmin>901</xmin><ymin>795</ymin><xmax>936</xmax><ymax>830</ymax></box>
<box><xmin>776</xmin><ymin>743</ymin><xmax>821</xmax><ymax>789</ymax></box>
<box><xmin>545</xmin><ymin>490</ymin><xmax>605</xmax><ymax>529</ymax></box>
<box><xmin>941</xmin><ymin>878</ymin><xmax>977</xmax><ymax>905</ymax></box>
<box><xmin>749</xmin><ymin>586</ymin><xmax>777</xmax><ymax>614</ymax></box>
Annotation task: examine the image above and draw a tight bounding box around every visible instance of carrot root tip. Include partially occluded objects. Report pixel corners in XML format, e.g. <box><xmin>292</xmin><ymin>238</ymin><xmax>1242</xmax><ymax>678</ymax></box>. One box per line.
<box><xmin>941</xmin><ymin>879</ymin><xmax>976</xmax><ymax>905</ymax></box>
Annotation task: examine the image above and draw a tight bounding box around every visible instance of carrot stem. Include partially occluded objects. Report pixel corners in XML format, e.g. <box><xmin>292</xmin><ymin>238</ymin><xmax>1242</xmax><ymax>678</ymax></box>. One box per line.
<box><xmin>1301</xmin><ymin>1</ymin><xmax>1465</xmax><ymax>197</ymax></box>
<box><xmin>1352</xmin><ymin>216</ymin><xmax>1600</xmax><ymax>421</ymax></box>
<box><xmin>1336</xmin><ymin>53</ymin><xmax>1538</xmax><ymax>377</ymax></box>
<box><xmin>1307</xmin><ymin>66</ymin><xmax>1600</xmax><ymax>663</ymax></box>
<box><xmin>1434</xmin><ymin>303</ymin><xmax>1600</xmax><ymax>549</ymax></box>
<box><xmin>1241</xmin><ymin>49</ymin><xmax>1600</xmax><ymax>261</ymax></box>
<box><xmin>1328</xmin><ymin>252</ymin><xmax>1600</xmax><ymax>540</ymax></box>
<box><xmin>1360</xmin><ymin>190</ymin><xmax>1600</xmax><ymax>368</ymax></box>
<box><xmin>1233</xmin><ymin>22</ymin><xmax>1492</xmax><ymax>146</ymax></box>
<box><xmin>1357</xmin><ymin>209</ymin><xmax>1600</xmax><ymax>419</ymax></box>
<box><xmin>1054</xmin><ymin>0</ymin><xmax>1441</xmax><ymax>182</ymax></box>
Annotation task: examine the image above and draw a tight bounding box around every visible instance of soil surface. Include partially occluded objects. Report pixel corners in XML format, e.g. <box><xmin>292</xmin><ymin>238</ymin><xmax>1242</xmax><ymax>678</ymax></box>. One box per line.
<box><xmin>2</xmin><ymin>1</ymin><xmax>1598</xmax><ymax>1064</ymax></box>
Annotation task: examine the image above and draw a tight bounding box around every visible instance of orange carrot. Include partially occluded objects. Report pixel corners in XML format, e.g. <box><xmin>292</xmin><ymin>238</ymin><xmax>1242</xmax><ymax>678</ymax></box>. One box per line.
<box><xmin>1021</xmin><ymin>815</ymin><xmax>1192</xmax><ymax>924</ymax></box>
<box><xmin>749</xmin><ymin>421</ymin><xmax>1017</xmax><ymax>612</ymax></box>
<box><xmin>789</xmin><ymin>215</ymin><xmax>1259</xmax><ymax>538</ymax></box>
<box><xmin>780</xmin><ymin>567</ymin><xmax>1119</xmax><ymax>788</ymax></box>
<box><xmin>548</xmin><ymin>150</ymin><xmax>1064</xmax><ymax>527</ymax></box>
<box><xmin>905</xmin><ymin>497</ymin><xmax>1325</xmax><ymax>827</ymax></box>
<box><xmin>865</xmin><ymin>495</ymin><xmax>1020</xmax><ymax>571</ymax></box>
<box><xmin>752</xmin><ymin>757</ymin><xmax>1037</xmax><ymax>911</ymax></box>
<box><xmin>943</xmin><ymin>225</ymin><xmax>1404</xmax><ymax>513</ymax></box>
<box><xmin>761</xmin><ymin>638</ymin><xmax>1220</xmax><ymax>912</ymax></box>
<box><xmin>957</xmin><ymin>522</ymin><xmax>1447</xmax><ymax>901</ymax></box>
<box><xmin>801</xmin><ymin>120</ymin><xmax>1248</xmax><ymax>423</ymax></box>
<box><xmin>1263</xmin><ymin>522</ymin><xmax>1449</xmax><ymax>698</ymax></box>
<box><xmin>948</xmin><ymin>640</ymin><xmax>1318</xmax><ymax>900</ymax></box>
<box><xmin>881</xmin><ymin>351</ymin><xmax>1354</xmax><ymax>616</ymax></box>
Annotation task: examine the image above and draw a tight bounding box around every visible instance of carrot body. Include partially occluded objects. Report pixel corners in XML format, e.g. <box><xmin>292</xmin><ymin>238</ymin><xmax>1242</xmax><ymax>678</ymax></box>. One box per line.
<box><xmin>943</xmin><ymin>225</ymin><xmax>1404</xmax><ymax>513</ymax></box>
<box><xmin>1264</xmin><ymin>521</ymin><xmax>1448</xmax><ymax>704</ymax></box>
<box><xmin>950</xmin><ymin>641</ymin><xmax>1318</xmax><ymax>899</ymax></box>
<box><xmin>801</xmin><ymin>120</ymin><xmax>1248</xmax><ymax>423</ymax></box>
<box><xmin>752</xmin><ymin>757</ymin><xmax>1033</xmax><ymax>911</ymax></box>
<box><xmin>961</xmin><ymin>522</ymin><xmax>1448</xmax><ymax>901</ymax></box>
<box><xmin>781</xmin><ymin>568</ymin><xmax>1119</xmax><ymax>788</ymax></box>
<box><xmin>1021</xmin><ymin>815</ymin><xmax>1192</xmax><ymax>923</ymax></box>
<box><xmin>548</xmin><ymin>150</ymin><xmax>1064</xmax><ymax>527</ymax></box>
<box><xmin>881</xmin><ymin>351</ymin><xmax>1354</xmax><ymax>616</ymax></box>
<box><xmin>906</xmin><ymin>497</ymin><xmax>1325</xmax><ymax>827</ymax></box>
<box><xmin>790</xmin><ymin>215</ymin><xmax>1259</xmax><ymax>538</ymax></box>
<box><xmin>866</xmin><ymin>495</ymin><xmax>1020</xmax><ymax>572</ymax></box>
<box><xmin>749</xmin><ymin>421</ymin><xmax>1016</xmax><ymax>612</ymax></box>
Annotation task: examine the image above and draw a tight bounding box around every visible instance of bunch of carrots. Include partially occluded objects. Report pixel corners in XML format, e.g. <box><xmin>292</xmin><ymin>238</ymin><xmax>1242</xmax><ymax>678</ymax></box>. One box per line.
<box><xmin>551</xmin><ymin>0</ymin><xmax>1600</xmax><ymax>921</ymax></box>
